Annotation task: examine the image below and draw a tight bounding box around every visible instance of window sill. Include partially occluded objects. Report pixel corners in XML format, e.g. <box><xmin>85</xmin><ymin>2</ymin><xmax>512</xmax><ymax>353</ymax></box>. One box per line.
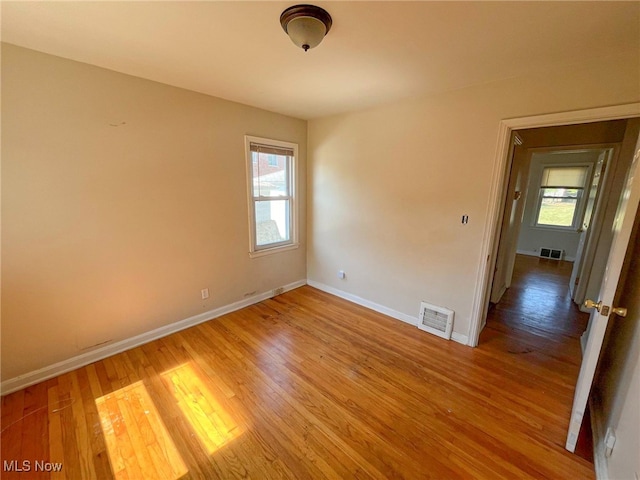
<box><xmin>249</xmin><ymin>243</ymin><xmax>299</xmax><ymax>259</ymax></box>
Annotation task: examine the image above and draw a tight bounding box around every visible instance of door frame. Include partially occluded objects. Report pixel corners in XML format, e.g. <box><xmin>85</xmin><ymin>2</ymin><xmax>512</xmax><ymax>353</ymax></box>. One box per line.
<box><xmin>468</xmin><ymin>103</ymin><xmax>640</xmax><ymax>347</ymax></box>
<box><xmin>570</xmin><ymin>145</ymin><xmax>621</xmax><ymax>307</ymax></box>
<box><xmin>569</xmin><ymin>146</ymin><xmax>617</xmax><ymax>300</ymax></box>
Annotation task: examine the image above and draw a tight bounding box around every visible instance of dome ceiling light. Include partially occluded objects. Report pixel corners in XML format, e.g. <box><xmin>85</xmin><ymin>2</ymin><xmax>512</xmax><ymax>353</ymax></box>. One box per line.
<box><xmin>280</xmin><ymin>4</ymin><xmax>332</xmax><ymax>52</ymax></box>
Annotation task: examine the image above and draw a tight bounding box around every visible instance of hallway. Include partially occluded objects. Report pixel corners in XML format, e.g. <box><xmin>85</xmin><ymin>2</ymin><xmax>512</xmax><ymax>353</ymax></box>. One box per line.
<box><xmin>486</xmin><ymin>254</ymin><xmax>590</xmax><ymax>340</ymax></box>
<box><xmin>480</xmin><ymin>253</ymin><xmax>593</xmax><ymax>461</ymax></box>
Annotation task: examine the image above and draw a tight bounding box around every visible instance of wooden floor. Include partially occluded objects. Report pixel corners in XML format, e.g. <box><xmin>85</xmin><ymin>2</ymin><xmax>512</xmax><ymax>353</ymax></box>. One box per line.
<box><xmin>482</xmin><ymin>254</ymin><xmax>594</xmax><ymax>462</ymax></box>
<box><xmin>2</xmin><ymin>270</ymin><xmax>594</xmax><ymax>478</ymax></box>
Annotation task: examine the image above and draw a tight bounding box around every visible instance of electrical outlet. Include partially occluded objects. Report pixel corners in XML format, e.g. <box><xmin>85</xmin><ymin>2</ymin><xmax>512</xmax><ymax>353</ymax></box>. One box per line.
<box><xmin>338</xmin><ymin>270</ymin><xmax>346</xmax><ymax>279</ymax></box>
<box><xmin>201</xmin><ymin>288</ymin><xmax>209</xmax><ymax>300</ymax></box>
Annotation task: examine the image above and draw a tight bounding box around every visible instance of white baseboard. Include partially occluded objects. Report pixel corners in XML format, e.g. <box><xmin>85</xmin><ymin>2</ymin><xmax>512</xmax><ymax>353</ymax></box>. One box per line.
<box><xmin>516</xmin><ymin>249</ymin><xmax>539</xmax><ymax>257</ymax></box>
<box><xmin>0</xmin><ymin>279</ymin><xmax>307</xmax><ymax>395</ymax></box>
<box><xmin>451</xmin><ymin>332</ymin><xmax>469</xmax><ymax>345</ymax></box>
<box><xmin>307</xmin><ymin>280</ymin><xmax>469</xmax><ymax>346</ymax></box>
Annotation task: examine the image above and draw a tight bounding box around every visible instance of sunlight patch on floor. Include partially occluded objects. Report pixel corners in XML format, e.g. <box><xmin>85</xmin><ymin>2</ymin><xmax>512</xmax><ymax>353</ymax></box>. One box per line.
<box><xmin>96</xmin><ymin>381</ymin><xmax>188</xmax><ymax>480</ymax></box>
<box><xmin>161</xmin><ymin>363</ymin><xmax>244</xmax><ymax>454</ymax></box>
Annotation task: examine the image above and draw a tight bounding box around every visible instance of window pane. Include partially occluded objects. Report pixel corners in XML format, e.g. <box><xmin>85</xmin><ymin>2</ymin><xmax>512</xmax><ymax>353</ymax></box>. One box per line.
<box><xmin>252</xmin><ymin>152</ymin><xmax>289</xmax><ymax>197</ymax></box>
<box><xmin>537</xmin><ymin>196</ymin><xmax>577</xmax><ymax>226</ymax></box>
<box><xmin>541</xmin><ymin>166</ymin><xmax>588</xmax><ymax>188</ymax></box>
<box><xmin>255</xmin><ymin>200</ymin><xmax>290</xmax><ymax>246</ymax></box>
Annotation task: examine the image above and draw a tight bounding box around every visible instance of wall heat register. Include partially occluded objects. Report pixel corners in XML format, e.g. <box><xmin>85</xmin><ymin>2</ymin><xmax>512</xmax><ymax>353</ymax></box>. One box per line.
<box><xmin>418</xmin><ymin>302</ymin><xmax>454</xmax><ymax>340</ymax></box>
<box><xmin>539</xmin><ymin>248</ymin><xmax>563</xmax><ymax>260</ymax></box>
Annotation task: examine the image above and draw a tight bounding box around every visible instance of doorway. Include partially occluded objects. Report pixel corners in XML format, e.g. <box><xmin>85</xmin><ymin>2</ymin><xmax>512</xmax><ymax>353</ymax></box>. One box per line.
<box><xmin>484</xmin><ymin>120</ymin><xmax>630</xmax><ymax>346</ymax></box>
<box><xmin>490</xmin><ymin>143</ymin><xmax>617</xmax><ymax>310</ymax></box>
<box><xmin>470</xmin><ymin>106</ymin><xmax>640</xmax><ymax>462</ymax></box>
<box><xmin>480</xmin><ymin>253</ymin><xmax>594</xmax><ymax>460</ymax></box>
<box><xmin>469</xmin><ymin>104</ymin><xmax>640</xmax><ymax>348</ymax></box>
<box><xmin>485</xmin><ymin>255</ymin><xmax>589</xmax><ymax>343</ymax></box>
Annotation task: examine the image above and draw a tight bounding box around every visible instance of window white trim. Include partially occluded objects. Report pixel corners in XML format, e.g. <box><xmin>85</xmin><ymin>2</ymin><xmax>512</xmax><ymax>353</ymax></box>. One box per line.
<box><xmin>244</xmin><ymin>135</ymin><xmax>298</xmax><ymax>257</ymax></box>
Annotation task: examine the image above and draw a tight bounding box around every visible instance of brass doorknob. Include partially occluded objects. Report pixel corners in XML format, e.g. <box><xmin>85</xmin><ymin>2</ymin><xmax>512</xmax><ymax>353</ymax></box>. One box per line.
<box><xmin>584</xmin><ymin>299</ymin><xmax>602</xmax><ymax>312</ymax></box>
<box><xmin>612</xmin><ymin>307</ymin><xmax>628</xmax><ymax>317</ymax></box>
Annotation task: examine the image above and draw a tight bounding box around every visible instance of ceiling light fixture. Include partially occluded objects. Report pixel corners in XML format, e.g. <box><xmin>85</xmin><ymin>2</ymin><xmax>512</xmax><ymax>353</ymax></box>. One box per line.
<box><xmin>280</xmin><ymin>4</ymin><xmax>332</xmax><ymax>52</ymax></box>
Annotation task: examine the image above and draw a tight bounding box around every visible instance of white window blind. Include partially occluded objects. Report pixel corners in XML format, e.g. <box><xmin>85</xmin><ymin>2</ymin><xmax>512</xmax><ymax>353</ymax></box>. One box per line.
<box><xmin>541</xmin><ymin>166</ymin><xmax>589</xmax><ymax>188</ymax></box>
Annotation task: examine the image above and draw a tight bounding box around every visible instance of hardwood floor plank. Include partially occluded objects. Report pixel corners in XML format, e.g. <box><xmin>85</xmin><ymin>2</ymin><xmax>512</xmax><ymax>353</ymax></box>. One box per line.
<box><xmin>174</xmin><ymin>329</ymin><xmax>325</xmax><ymax>480</ymax></box>
<box><xmin>1</xmin><ymin>388</ymin><xmax>25</xmax><ymax>479</ymax></box>
<box><xmin>1</xmin><ymin>272</ymin><xmax>594</xmax><ymax>479</ymax></box>
<box><xmin>219</xmin><ymin>312</ymin><xmax>461</xmax><ymax>478</ymax></box>
<box><xmin>240</xmin><ymin>300</ymin><xmax>564</xmax><ymax>478</ymax></box>
<box><xmin>47</xmin><ymin>385</ymin><xmax>67</xmax><ymax>480</ymax></box>
<box><xmin>77</xmin><ymin>366</ymin><xmax>112</xmax><ymax>479</ymax></box>
<box><xmin>20</xmin><ymin>382</ymin><xmax>49</xmax><ymax>479</ymax></box>
<box><xmin>135</xmin><ymin>346</ymin><xmax>213</xmax><ymax>479</ymax></box>
<box><xmin>181</xmin><ymin>326</ymin><xmax>346</xmax><ymax>479</ymax></box>
<box><xmin>67</xmin><ymin>371</ymin><xmax>98</xmax><ymax>480</ymax></box>
<box><xmin>258</xmin><ymin>296</ymin><xmax>560</xmax><ymax>472</ymax></box>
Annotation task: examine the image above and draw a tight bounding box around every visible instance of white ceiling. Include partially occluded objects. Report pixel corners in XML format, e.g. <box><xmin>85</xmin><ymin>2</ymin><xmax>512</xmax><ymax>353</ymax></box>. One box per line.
<box><xmin>2</xmin><ymin>1</ymin><xmax>639</xmax><ymax>119</ymax></box>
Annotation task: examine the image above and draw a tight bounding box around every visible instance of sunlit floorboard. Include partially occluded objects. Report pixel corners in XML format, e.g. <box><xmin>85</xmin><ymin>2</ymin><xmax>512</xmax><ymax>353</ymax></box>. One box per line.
<box><xmin>1</xmin><ymin>281</ymin><xmax>594</xmax><ymax>479</ymax></box>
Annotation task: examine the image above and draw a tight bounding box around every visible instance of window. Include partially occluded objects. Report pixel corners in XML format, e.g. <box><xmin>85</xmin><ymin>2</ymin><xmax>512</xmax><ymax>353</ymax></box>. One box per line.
<box><xmin>245</xmin><ymin>136</ymin><xmax>297</xmax><ymax>256</ymax></box>
<box><xmin>535</xmin><ymin>165</ymin><xmax>590</xmax><ymax>229</ymax></box>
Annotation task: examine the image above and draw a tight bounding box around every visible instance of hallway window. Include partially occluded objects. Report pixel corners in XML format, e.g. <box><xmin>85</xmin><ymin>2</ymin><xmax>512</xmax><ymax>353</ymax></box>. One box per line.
<box><xmin>535</xmin><ymin>166</ymin><xmax>589</xmax><ymax>229</ymax></box>
<box><xmin>245</xmin><ymin>136</ymin><xmax>298</xmax><ymax>257</ymax></box>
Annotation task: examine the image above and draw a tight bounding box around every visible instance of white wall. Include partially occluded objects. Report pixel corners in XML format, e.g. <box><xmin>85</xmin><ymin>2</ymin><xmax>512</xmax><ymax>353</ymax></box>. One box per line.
<box><xmin>516</xmin><ymin>150</ymin><xmax>602</xmax><ymax>260</ymax></box>
<box><xmin>1</xmin><ymin>44</ymin><xmax>307</xmax><ymax>382</ymax></box>
<box><xmin>307</xmin><ymin>51</ymin><xmax>639</xmax><ymax>341</ymax></box>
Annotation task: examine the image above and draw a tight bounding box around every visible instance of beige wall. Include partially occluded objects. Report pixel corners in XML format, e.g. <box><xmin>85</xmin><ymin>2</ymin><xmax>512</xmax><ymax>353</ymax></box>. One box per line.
<box><xmin>1</xmin><ymin>44</ymin><xmax>307</xmax><ymax>381</ymax></box>
<box><xmin>307</xmin><ymin>52</ymin><xmax>639</xmax><ymax>340</ymax></box>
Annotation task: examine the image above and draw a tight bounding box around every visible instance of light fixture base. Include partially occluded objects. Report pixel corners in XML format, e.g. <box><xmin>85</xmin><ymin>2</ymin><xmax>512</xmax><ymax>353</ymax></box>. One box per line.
<box><xmin>280</xmin><ymin>4</ymin><xmax>332</xmax><ymax>51</ymax></box>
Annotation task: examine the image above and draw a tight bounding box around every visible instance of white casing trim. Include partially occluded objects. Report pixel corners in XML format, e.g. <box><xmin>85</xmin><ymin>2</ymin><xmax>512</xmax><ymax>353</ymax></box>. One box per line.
<box><xmin>307</xmin><ymin>280</ymin><xmax>469</xmax><ymax>346</ymax></box>
<box><xmin>1</xmin><ymin>280</ymin><xmax>307</xmax><ymax>395</ymax></box>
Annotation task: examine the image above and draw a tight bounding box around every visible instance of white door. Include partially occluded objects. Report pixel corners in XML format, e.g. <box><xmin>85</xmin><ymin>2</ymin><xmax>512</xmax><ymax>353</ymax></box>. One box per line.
<box><xmin>566</xmin><ymin>138</ymin><xmax>640</xmax><ymax>452</ymax></box>
<box><xmin>569</xmin><ymin>150</ymin><xmax>607</xmax><ymax>299</ymax></box>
